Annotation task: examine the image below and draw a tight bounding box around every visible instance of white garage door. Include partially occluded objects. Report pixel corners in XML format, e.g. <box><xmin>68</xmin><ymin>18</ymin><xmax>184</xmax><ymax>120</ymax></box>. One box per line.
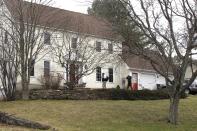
<box><xmin>140</xmin><ymin>73</ymin><xmax>156</xmax><ymax>90</ymax></box>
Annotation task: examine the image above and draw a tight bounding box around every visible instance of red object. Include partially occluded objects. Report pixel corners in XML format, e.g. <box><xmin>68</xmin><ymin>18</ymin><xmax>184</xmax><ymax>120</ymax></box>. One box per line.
<box><xmin>132</xmin><ymin>83</ymin><xmax>138</xmax><ymax>91</ymax></box>
<box><xmin>131</xmin><ymin>73</ymin><xmax>138</xmax><ymax>91</ymax></box>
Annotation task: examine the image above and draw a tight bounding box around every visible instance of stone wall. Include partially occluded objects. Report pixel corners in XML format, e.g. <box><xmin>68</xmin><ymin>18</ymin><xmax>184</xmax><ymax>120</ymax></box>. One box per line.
<box><xmin>27</xmin><ymin>88</ymin><xmax>187</xmax><ymax>100</ymax></box>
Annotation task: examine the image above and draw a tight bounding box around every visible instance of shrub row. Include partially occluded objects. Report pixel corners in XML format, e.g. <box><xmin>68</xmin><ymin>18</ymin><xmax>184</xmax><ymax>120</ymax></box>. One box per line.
<box><xmin>109</xmin><ymin>89</ymin><xmax>187</xmax><ymax>100</ymax></box>
<box><xmin>28</xmin><ymin>88</ymin><xmax>187</xmax><ymax>100</ymax></box>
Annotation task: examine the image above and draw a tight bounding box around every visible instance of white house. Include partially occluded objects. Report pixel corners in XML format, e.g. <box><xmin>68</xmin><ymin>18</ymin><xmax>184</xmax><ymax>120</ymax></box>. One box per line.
<box><xmin>0</xmin><ymin>0</ymin><xmax>166</xmax><ymax>91</ymax></box>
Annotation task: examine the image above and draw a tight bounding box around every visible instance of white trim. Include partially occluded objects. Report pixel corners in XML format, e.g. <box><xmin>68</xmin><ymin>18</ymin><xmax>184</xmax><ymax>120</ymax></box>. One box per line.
<box><xmin>129</xmin><ymin>68</ymin><xmax>156</xmax><ymax>73</ymax></box>
<box><xmin>30</xmin><ymin>76</ymin><xmax>36</xmax><ymax>78</ymax></box>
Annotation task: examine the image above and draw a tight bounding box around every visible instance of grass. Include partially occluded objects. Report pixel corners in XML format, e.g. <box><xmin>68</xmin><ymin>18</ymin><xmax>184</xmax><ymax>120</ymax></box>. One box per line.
<box><xmin>0</xmin><ymin>96</ymin><xmax>197</xmax><ymax>131</ymax></box>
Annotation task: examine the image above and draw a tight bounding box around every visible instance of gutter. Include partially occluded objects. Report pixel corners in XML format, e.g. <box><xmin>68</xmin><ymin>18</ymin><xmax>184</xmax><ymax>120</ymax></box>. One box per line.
<box><xmin>129</xmin><ymin>67</ymin><xmax>156</xmax><ymax>73</ymax></box>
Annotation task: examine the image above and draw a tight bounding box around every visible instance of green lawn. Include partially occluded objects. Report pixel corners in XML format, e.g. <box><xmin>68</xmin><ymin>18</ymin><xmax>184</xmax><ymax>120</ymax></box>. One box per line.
<box><xmin>0</xmin><ymin>96</ymin><xmax>197</xmax><ymax>131</ymax></box>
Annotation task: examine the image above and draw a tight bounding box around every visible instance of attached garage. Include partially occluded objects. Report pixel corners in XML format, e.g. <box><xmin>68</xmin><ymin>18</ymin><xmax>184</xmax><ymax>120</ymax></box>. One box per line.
<box><xmin>139</xmin><ymin>73</ymin><xmax>156</xmax><ymax>90</ymax></box>
<box><xmin>123</xmin><ymin>54</ymin><xmax>167</xmax><ymax>90</ymax></box>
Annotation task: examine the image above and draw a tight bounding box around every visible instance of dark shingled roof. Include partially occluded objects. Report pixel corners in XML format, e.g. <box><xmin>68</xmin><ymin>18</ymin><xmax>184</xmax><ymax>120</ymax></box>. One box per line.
<box><xmin>123</xmin><ymin>54</ymin><xmax>154</xmax><ymax>71</ymax></box>
<box><xmin>4</xmin><ymin>0</ymin><xmax>116</xmax><ymax>39</ymax></box>
<box><xmin>122</xmin><ymin>46</ymin><xmax>172</xmax><ymax>72</ymax></box>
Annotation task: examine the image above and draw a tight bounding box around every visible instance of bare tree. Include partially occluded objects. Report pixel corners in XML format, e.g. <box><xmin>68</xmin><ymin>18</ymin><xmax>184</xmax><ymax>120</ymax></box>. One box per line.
<box><xmin>51</xmin><ymin>12</ymin><xmax>121</xmax><ymax>88</ymax></box>
<box><xmin>0</xmin><ymin>28</ymin><xmax>18</xmax><ymax>101</ymax></box>
<box><xmin>52</xmin><ymin>31</ymin><xmax>120</xmax><ymax>89</ymax></box>
<box><xmin>118</xmin><ymin>0</ymin><xmax>197</xmax><ymax>124</ymax></box>
<box><xmin>0</xmin><ymin>0</ymin><xmax>55</xmax><ymax>99</ymax></box>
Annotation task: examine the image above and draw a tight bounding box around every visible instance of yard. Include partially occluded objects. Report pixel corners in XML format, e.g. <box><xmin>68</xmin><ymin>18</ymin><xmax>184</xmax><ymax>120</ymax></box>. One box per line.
<box><xmin>0</xmin><ymin>96</ymin><xmax>197</xmax><ymax>131</ymax></box>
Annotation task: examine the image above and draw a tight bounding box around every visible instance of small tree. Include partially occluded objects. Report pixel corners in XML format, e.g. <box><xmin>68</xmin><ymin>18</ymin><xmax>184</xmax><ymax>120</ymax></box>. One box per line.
<box><xmin>118</xmin><ymin>0</ymin><xmax>197</xmax><ymax>124</ymax></box>
<box><xmin>39</xmin><ymin>73</ymin><xmax>63</xmax><ymax>90</ymax></box>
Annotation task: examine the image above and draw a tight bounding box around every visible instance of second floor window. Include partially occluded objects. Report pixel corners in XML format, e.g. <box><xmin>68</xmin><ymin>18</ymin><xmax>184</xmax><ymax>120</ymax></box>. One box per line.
<box><xmin>44</xmin><ymin>32</ymin><xmax>51</xmax><ymax>45</ymax></box>
<box><xmin>44</xmin><ymin>61</ymin><xmax>50</xmax><ymax>76</ymax></box>
<box><xmin>30</xmin><ymin>59</ymin><xmax>35</xmax><ymax>76</ymax></box>
<box><xmin>96</xmin><ymin>41</ymin><xmax>101</xmax><ymax>52</ymax></box>
<box><xmin>4</xmin><ymin>31</ymin><xmax>8</xmax><ymax>44</ymax></box>
<box><xmin>108</xmin><ymin>43</ymin><xmax>113</xmax><ymax>54</ymax></box>
<box><xmin>96</xmin><ymin>67</ymin><xmax>102</xmax><ymax>81</ymax></box>
<box><xmin>71</xmin><ymin>38</ymin><xmax>77</xmax><ymax>49</ymax></box>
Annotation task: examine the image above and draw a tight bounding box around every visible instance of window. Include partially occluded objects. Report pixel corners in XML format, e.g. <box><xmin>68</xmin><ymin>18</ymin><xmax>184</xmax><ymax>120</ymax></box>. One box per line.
<box><xmin>96</xmin><ymin>41</ymin><xmax>101</xmax><ymax>52</ymax></box>
<box><xmin>44</xmin><ymin>32</ymin><xmax>51</xmax><ymax>45</ymax></box>
<box><xmin>30</xmin><ymin>59</ymin><xmax>35</xmax><ymax>76</ymax></box>
<box><xmin>4</xmin><ymin>31</ymin><xmax>8</xmax><ymax>44</ymax></box>
<box><xmin>71</xmin><ymin>38</ymin><xmax>77</xmax><ymax>49</ymax></box>
<box><xmin>96</xmin><ymin>67</ymin><xmax>102</xmax><ymax>81</ymax></box>
<box><xmin>44</xmin><ymin>61</ymin><xmax>50</xmax><ymax>76</ymax></box>
<box><xmin>108</xmin><ymin>43</ymin><xmax>113</xmax><ymax>54</ymax></box>
<box><xmin>109</xmin><ymin>68</ymin><xmax>113</xmax><ymax>82</ymax></box>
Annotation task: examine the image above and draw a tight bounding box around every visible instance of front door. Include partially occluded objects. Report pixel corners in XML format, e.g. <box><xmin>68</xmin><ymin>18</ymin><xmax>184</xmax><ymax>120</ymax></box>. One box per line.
<box><xmin>70</xmin><ymin>64</ymin><xmax>76</xmax><ymax>83</ymax></box>
<box><xmin>132</xmin><ymin>73</ymin><xmax>138</xmax><ymax>90</ymax></box>
<box><xmin>69</xmin><ymin>64</ymin><xmax>79</xmax><ymax>84</ymax></box>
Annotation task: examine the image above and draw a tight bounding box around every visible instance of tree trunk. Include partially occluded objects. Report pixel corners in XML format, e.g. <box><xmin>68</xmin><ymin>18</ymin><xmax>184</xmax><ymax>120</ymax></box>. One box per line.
<box><xmin>0</xmin><ymin>112</ymin><xmax>51</xmax><ymax>130</ymax></box>
<box><xmin>21</xmin><ymin>61</ymin><xmax>30</xmax><ymax>100</ymax></box>
<box><xmin>22</xmin><ymin>80</ymin><xmax>29</xmax><ymax>100</ymax></box>
<box><xmin>168</xmin><ymin>94</ymin><xmax>180</xmax><ymax>125</ymax></box>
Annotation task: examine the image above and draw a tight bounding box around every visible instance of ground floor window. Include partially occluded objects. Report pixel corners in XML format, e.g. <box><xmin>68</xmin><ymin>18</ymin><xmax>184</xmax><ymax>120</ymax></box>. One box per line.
<box><xmin>109</xmin><ymin>68</ymin><xmax>113</xmax><ymax>82</ymax></box>
<box><xmin>44</xmin><ymin>61</ymin><xmax>50</xmax><ymax>76</ymax></box>
<box><xmin>96</xmin><ymin>67</ymin><xmax>102</xmax><ymax>81</ymax></box>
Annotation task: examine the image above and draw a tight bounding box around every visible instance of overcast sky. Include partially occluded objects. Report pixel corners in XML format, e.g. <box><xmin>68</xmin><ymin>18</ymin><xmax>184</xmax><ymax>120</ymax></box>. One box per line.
<box><xmin>50</xmin><ymin>0</ymin><xmax>91</xmax><ymax>14</ymax></box>
<box><xmin>25</xmin><ymin>0</ymin><xmax>91</xmax><ymax>14</ymax></box>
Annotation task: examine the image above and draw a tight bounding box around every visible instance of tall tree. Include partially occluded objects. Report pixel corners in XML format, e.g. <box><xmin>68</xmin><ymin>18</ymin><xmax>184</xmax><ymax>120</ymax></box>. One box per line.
<box><xmin>118</xmin><ymin>0</ymin><xmax>197</xmax><ymax>124</ymax></box>
<box><xmin>88</xmin><ymin>0</ymin><xmax>146</xmax><ymax>47</ymax></box>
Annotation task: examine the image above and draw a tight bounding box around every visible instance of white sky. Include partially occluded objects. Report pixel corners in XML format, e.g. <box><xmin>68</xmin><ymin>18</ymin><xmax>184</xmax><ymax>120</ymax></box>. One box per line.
<box><xmin>49</xmin><ymin>0</ymin><xmax>91</xmax><ymax>14</ymax></box>
<box><xmin>25</xmin><ymin>0</ymin><xmax>91</xmax><ymax>14</ymax></box>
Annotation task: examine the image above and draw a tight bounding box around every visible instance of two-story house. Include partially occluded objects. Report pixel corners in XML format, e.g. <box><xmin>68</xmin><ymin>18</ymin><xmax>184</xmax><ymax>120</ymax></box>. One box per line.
<box><xmin>0</xmin><ymin>0</ymin><xmax>167</xmax><ymax>91</ymax></box>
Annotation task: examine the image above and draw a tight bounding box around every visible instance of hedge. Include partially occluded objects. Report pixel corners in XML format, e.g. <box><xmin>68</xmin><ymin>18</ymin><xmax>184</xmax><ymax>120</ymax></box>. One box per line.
<box><xmin>107</xmin><ymin>89</ymin><xmax>187</xmax><ymax>100</ymax></box>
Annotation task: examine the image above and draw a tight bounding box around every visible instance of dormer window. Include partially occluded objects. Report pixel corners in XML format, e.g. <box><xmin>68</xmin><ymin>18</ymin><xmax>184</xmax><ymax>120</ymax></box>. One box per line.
<box><xmin>96</xmin><ymin>41</ymin><xmax>101</xmax><ymax>52</ymax></box>
<box><xmin>44</xmin><ymin>32</ymin><xmax>51</xmax><ymax>45</ymax></box>
<box><xmin>71</xmin><ymin>37</ymin><xmax>77</xmax><ymax>49</ymax></box>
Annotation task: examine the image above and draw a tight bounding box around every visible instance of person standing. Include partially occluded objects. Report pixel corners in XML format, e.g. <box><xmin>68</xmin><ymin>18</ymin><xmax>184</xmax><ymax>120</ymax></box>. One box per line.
<box><xmin>126</xmin><ymin>75</ymin><xmax>132</xmax><ymax>90</ymax></box>
<box><xmin>102</xmin><ymin>73</ymin><xmax>109</xmax><ymax>89</ymax></box>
